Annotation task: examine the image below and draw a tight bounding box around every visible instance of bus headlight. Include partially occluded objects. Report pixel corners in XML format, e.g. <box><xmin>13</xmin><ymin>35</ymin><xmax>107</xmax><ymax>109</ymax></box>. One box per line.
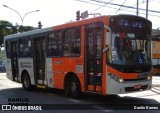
<box><xmin>110</xmin><ymin>74</ymin><xmax>124</xmax><ymax>83</ymax></box>
<box><xmin>118</xmin><ymin>78</ymin><xmax>124</xmax><ymax>83</ymax></box>
<box><xmin>147</xmin><ymin>76</ymin><xmax>151</xmax><ymax>80</ymax></box>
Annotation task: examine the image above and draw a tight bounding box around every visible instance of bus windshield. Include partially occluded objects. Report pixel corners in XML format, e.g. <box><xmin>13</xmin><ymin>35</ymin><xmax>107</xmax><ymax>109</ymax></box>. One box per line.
<box><xmin>109</xmin><ymin>32</ymin><xmax>151</xmax><ymax>65</ymax></box>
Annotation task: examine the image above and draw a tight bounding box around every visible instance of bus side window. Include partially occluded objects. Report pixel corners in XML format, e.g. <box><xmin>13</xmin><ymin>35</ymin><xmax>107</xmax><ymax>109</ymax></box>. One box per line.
<box><xmin>48</xmin><ymin>32</ymin><xmax>62</xmax><ymax>57</ymax></box>
<box><xmin>72</xmin><ymin>28</ymin><xmax>80</xmax><ymax>56</ymax></box>
<box><xmin>5</xmin><ymin>41</ymin><xmax>11</xmax><ymax>58</ymax></box>
<box><xmin>63</xmin><ymin>28</ymin><xmax>80</xmax><ymax>57</ymax></box>
<box><xmin>19</xmin><ymin>38</ymin><xmax>32</xmax><ymax>57</ymax></box>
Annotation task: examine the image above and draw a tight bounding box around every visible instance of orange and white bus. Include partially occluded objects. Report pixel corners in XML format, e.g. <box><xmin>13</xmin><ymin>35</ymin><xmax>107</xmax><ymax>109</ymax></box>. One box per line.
<box><xmin>152</xmin><ymin>37</ymin><xmax>160</xmax><ymax>75</ymax></box>
<box><xmin>4</xmin><ymin>15</ymin><xmax>152</xmax><ymax>98</ymax></box>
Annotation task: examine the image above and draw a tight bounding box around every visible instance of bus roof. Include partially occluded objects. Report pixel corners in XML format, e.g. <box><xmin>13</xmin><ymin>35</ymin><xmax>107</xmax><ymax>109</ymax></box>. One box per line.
<box><xmin>4</xmin><ymin>14</ymin><xmax>151</xmax><ymax>40</ymax></box>
<box><xmin>4</xmin><ymin>15</ymin><xmax>109</xmax><ymax>40</ymax></box>
<box><xmin>4</xmin><ymin>27</ymin><xmax>52</xmax><ymax>40</ymax></box>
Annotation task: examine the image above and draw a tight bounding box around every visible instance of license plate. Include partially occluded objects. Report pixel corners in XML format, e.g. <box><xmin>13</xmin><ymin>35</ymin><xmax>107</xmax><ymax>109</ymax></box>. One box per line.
<box><xmin>134</xmin><ymin>84</ymin><xmax>142</xmax><ymax>89</ymax></box>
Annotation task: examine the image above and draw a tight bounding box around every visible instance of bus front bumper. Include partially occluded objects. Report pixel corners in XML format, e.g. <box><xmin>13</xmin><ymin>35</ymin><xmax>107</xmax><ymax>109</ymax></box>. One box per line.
<box><xmin>106</xmin><ymin>75</ymin><xmax>152</xmax><ymax>94</ymax></box>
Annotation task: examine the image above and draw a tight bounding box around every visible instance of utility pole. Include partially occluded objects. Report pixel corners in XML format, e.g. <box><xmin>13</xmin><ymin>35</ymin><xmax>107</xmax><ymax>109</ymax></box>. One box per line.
<box><xmin>137</xmin><ymin>0</ymin><xmax>139</xmax><ymax>16</ymax></box>
<box><xmin>146</xmin><ymin>0</ymin><xmax>149</xmax><ymax>18</ymax></box>
<box><xmin>3</xmin><ymin>5</ymin><xmax>39</xmax><ymax>26</ymax></box>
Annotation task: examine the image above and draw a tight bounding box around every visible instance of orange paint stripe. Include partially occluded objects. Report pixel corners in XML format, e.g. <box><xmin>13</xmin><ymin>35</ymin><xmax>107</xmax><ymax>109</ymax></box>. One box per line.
<box><xmin>96</xmin><ymin>86</ymin><xmax>102</xmax><ymax>92</ymax></box>
<box><xmin>88</xmin><ymin>85</ymin><xmax>102</xmax><ymax>92</ymax></box>
<box><xmin>52</xmin><ymin>16</ymin><xmax>109</xmax><ymax>31</ymax></box>
<box><xmin>107</xmin><ymin>66</ymin><xmax>138</xmax><ymax>79</ymax></box>
<box><xmin>102</xmin><ymin>29</ymin><xmax>107</xmax><ymax>95</ymax></box>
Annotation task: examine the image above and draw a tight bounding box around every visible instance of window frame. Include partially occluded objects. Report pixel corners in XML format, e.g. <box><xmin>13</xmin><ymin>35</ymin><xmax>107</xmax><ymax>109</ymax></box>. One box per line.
<box><xmin>5</xmin><ymin>40</ymin><xmax>11</xmax><ymax>59</ymax></box>
<box><xmin>47</xmin><ymin>26</ymin><xmax>81</xmax><ymax>58</ymax></box>
<box><xmin>47</xmin><ymin>30</ymin><xmax>62</xmax><ymax>57</ymax></box>
<box><xmin>62</xmin><ymin>27</ymin><xmax>81</xmax><ymax>57</ymax></box>
<box><xmin>19</xmin><ymin>37</ymin><xmax>32</xmax><ymax>58</ymax></box>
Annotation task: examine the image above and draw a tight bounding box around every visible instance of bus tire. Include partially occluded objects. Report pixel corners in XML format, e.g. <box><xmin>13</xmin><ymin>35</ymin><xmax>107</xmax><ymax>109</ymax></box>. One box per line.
<box><xmin>22</xmin><ymin>72</ymin><xmax>34</xmax><ymax>90</ymax></box>
<box><xmin>70</xmin><ymin>76</ymin><xmax>81</xmax><ymax>98</ymax></box>
<box><xmin>64</xmin><ymin>77</ymin><xmax>70</xmax><ymax>96</ymax></box>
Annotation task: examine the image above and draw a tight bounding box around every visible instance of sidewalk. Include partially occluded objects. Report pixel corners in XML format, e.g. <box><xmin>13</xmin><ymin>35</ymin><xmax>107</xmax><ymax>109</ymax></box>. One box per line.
<box><xmin>152</xmin><ymin>76</ymin><xmax>160</xmax><ymax>87</ymax></box>
<box><xmin>151</xmin><ymin>76</ymin><xmax>160</xmax><ymax>94</ymax></box>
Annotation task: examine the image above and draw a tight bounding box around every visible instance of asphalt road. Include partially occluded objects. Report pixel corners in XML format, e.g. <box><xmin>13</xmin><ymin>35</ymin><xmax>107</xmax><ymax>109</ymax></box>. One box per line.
<box><xmin>0</xmin><ymin>73</ymin><xmax>160</xmax><ymax>113</ymax></box>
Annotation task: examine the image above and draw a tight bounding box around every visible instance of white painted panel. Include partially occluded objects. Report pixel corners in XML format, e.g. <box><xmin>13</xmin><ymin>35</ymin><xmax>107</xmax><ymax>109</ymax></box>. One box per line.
<box><xmin>106</xmin><ymin>73</ymin><xmax>152</xmax><ymax>94</ymax></box>
<box><xmin>5</xmin><ymin>59</ymin><xmax>13</xmax><ymax>81</ymax></box>
<box><xmin>46</xmin><ymin>58</ymin><xmax>53</xmax><ymax>88</ymax></box>
<box><xmin>18</xmin><ymin>58</ymin><xmax>35</xmax><ymax>85</ymax></box>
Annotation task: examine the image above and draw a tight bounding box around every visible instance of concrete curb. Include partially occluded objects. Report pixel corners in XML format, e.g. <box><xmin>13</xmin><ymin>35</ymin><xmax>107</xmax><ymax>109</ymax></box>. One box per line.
<box><xmin>152</xmin><ymin>84</ymin><xmax>160</xmax><ymax>87</ymax></box>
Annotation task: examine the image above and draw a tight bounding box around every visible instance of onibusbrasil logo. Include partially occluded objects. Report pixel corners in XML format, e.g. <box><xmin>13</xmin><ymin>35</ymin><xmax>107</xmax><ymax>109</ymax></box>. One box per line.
<box><xmin>2</xmin><ymin>105</ymin><xmax>42</xmax><ymax>111</ymax></box>
<box><xmin>1</xmin><ymin>98</ymin><xmax>42</xmax><ymax>111</ymax></box>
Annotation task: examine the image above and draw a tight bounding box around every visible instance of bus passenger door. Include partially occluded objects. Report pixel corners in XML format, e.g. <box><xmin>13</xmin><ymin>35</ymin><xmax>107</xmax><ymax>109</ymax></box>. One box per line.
<box><xmin>34</xmin><ymin>37</ymin><xmax>46</xmax><ymax>85</ymax></box>
<box><xmin>10</xmin><ymin>41</ymin><xmax>19</xmax><ymax>81</ymax></box>
<box><xmin>85</xmin><ymin>25</ymin><xmax>103</xmax><ymax>93</ymax></box>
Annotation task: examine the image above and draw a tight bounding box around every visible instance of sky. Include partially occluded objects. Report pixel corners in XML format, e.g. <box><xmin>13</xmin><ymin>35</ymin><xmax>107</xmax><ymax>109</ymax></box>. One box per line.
<box><xmin>0</xmin><ymin>0</ymin><xmax>160</xmax><ymax>29</ymax></box>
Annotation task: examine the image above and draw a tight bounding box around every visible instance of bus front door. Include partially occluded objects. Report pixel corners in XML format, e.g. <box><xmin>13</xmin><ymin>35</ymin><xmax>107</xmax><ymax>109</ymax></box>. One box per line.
<box><xmin>34</xmin><ymin>37</ymin><xmax>46</xmax><ymax>85</ymax></box>
<box><xmin>85</xmin><ymin>26</ymin><xmax>103</xmax><ymax>93</ymax></box>
<box><xmin>10</xmin><ymin>41</ymin><xmax>19</xmax><ymax>81</ymax></box>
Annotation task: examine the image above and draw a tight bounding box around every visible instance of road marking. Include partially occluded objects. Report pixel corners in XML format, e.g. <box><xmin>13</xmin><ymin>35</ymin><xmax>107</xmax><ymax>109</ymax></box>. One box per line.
<box><xmin>151</xmin><ymin>88</ymin><xmax>160</xmax><ymax>94</ymax></box>
<box><xmin>93</xmin><ymin>105</ymin><xmax>113</xmax><ymax>112</ymax></box>
<box><xmin>152</xmin><ymin>87</ymin><xmax>160</xmax><ymax>92</ymax></box>
<box><xmin>68</xmin><ymin>99</ymin><xmax>81</xmax><ymax>103</ymax></box>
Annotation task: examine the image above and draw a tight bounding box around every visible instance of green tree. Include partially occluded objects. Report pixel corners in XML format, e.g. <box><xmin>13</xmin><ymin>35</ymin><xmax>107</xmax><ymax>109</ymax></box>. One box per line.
<box><xmin>18</xmin><ymin>25</ymin><xmax>35</xmax><ymax>33</ymax></box>
<box><xmin>0</xmin><ymin>20</ymin><xmax>17</xmax><ymax>46</ymax></box>
<box><xmin>0</xmin><ymin>20</ymin><xmax>36</xmax><ymax>47</ymax></box>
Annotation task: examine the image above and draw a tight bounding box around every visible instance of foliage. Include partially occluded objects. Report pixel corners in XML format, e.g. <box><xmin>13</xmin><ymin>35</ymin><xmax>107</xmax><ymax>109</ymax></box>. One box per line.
<box><xmin>18</xmin><ymin>25</ymin><xmax>35</xmax><ymax>33</ymax></box>
<box><xmin>0</xmin><ymin>20</ymin><xmax>35</xmax><ymax>47</ymax></box>
<box><xmin>0</xmin><ymin>21</ymin><xmax>17</xmax><ymax>46</ymax></box>
<box><xmin>0</xmin><ymin>52</ymin><xmax>2</xmax><ymax>64</ymax></box>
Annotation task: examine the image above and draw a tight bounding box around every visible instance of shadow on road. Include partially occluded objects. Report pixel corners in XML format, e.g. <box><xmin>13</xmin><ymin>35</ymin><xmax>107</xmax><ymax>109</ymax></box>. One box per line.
<box><xmin>0</xmin><ymin>87</ymin><xmax>159</xmax><ymax>106</ymax></box>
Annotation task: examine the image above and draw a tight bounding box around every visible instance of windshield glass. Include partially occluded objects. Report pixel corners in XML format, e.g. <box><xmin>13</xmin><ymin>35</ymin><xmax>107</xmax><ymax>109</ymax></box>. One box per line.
<box><xmin>107</xmin><ymin>32</ymin><xmax>151</xmax><ymax>65</ymax></box>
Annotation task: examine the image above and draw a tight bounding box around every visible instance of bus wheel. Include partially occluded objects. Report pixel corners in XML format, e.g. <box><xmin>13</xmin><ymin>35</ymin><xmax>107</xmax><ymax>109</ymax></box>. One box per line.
<box><xmin>64</xmin><ymin>78</ymin><xmax>70</xmax><ymax>96</ymax></box>
<box><xmin>70</xmin><ymin>76</ymin><xmax>81</xmax><ymax>98</ymax></box>
<box><xmin>22</xmin><ymin>72</ymin><xmax>34</xmax><ymax>90</ymax></box>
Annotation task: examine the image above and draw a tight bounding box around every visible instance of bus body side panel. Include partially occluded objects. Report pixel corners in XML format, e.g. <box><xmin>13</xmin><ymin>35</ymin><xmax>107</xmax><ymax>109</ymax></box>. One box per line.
<box><xmin>52</xmin><ymin>58</ymin><xmax>64</xmax><ymax>89</ymax></box>
<box><xmin>102</xmin><ymin>18</ymin><xmax>109</xmax><ymax>95</ymax></box>
<box><xmin>6</xmin><ymin>59</ymin><xmax>13</xmax><ymax>81</ymax></box>
<box><xmin>46</xmin><ymin>58</ymin><xmax>54</xmax><ymax>88</ymax></box>
<box><xmin>52</xmin><ymin>58</ymin><xmax>76</xmax><ymax>89</ymax></box>
<box><xmin>18</xmin><ymin>58</ymin><xmax>35</xmax><ymax>85</ymax></box>
<box><xmin>102</xmin><ymin>28</ymin><xmax>107</xmax><ymax>95</ymax></box>
<box><xmin>52</xmin><ymin>57</ymin><xmax>84</xmax><ymax>90</ymax></box>
<box><xmin>81</xmin><ymin>26</ymin><xmax>85</xmax><ymax>92</ymax></box>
